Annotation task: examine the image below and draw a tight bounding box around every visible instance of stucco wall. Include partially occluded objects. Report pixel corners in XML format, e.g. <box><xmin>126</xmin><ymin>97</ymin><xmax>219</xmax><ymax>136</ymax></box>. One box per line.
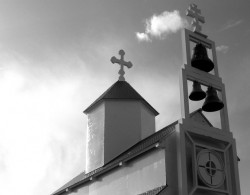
<box><xmin>86</xmin><ymin>102</ymin><xmax>105</xmax><ymax>173</ymax></box>
<box><xmin>74</xmin><ymin>149</ymin><xmax>166</xmax><ymax>195</ymax></box>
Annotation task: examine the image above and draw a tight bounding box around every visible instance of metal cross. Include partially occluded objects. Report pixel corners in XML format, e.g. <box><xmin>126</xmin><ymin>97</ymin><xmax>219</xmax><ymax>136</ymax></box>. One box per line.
<box><xmin>186</xmin><ymin>4</ymin><xmax>205</xmax><ymax>33</ymax></box>
<box><xmin>111</xmin><ymin>49</ymin><xmax>133</xmax><ymax>81</ymax></box>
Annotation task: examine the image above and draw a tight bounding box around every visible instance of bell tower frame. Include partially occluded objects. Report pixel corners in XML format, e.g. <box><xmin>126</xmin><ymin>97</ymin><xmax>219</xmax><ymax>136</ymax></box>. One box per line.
<box><xmin>176</xmin><ymin>4</ymin><xmax>241</xmax><ymax>195</ymax></box>
<box><xmin>180</xmin><ymin>29</ymin><xmax>230</xmax><ymax>131</ymax></box>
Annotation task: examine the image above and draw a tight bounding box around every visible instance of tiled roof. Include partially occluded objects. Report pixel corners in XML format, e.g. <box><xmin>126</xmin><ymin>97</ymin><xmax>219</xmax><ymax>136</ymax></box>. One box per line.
<box><xmin>84</xmin><ymin>80</ymin><xmax>159</xmax><ymax>115</ymax></box>
<box><xmin>137</xmin><ymin>185</ymin><xmax>167</xmax><ymax>195</ymax></box>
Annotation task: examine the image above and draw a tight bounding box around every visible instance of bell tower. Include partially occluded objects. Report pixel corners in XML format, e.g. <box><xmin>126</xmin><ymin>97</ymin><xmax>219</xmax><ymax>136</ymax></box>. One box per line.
<box><xmin>177</xmin><ymin>4</ymin><xmax>241</xmax><ymax>195</ymax></box>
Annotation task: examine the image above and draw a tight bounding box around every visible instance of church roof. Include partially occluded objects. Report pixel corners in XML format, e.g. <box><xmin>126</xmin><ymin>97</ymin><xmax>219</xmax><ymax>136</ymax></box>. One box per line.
<box><xmin>52</xmin><ymin>109</ymin><xmax>211</xmax><ymax>195</ymax></box>
<box><xmin>84</xmin><ymin>80</ymin><xmax>159</xmax><ymax>115</ymax></box>
<box><xmin>52</xmin><ymin>121</ymin><xmax>176</xmax><ymax>195</ymax></box>
<box><xmin>137</xmin><ymin>185</ymin><xmax>167</xmax><ymax>195</ymax></box>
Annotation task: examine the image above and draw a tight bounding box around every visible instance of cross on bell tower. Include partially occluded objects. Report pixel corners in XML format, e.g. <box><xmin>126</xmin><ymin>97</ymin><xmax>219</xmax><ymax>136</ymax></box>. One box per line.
<box><xmin>186</xmin><ymin>3</ymin><xmax>205</xmax><ymax>33</ymax></box>
<box><xmin>111</xmin><ymin>49</ymin><xmax>133</xmax><ymax>81</ymax></box>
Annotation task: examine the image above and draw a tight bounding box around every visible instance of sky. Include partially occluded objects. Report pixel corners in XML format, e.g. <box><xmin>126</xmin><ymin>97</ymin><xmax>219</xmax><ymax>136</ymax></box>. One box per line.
<box><xmin>0</xmin><ymin>0</ymin><xmax>249</xmax><ymax>194</ymax></box>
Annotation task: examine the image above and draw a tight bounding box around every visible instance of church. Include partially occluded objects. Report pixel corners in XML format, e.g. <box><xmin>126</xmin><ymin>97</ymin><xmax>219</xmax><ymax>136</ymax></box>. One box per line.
<box><xmin>52</xmin><ymin>4</ymin><xmax>241</xmax><ymax>195</ymax></box>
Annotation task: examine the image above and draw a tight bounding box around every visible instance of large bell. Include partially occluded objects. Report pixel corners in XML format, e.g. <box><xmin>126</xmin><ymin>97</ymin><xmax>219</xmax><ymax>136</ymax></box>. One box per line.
<box><xmin>202</xmin><ymin>87</ymin><xmax>224</xmax><ymax>112</ymax></box>
<box><xmin>189</xmin><ymin>81</ymin><xmax>206</xmax><ymax>101</ymax></box>
<box><xmin>191</xmin><ymin>43</ymin><xmax>214</xmax><ymax>72</ymax></box>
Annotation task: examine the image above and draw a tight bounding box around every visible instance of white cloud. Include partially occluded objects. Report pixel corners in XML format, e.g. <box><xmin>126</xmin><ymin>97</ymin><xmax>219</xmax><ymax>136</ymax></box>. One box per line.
<box><xmin>216</xmin><ymin>45</ymin><xmax>229</xmax><ymax>53</ymax></box>
<box><xmin>0</xmin><ymin>72</ymin><xmax>80</xmax><ymax>195</ymax></box>
<box><xmin>136</xmin><ymin>32</ymin><xmax>151</xmax><ymax>42</ymax></box>
<box><xmin>136</xmin><ymin>10</ymin><xmax>188</xmax><ymax>42</ymax></box>
<box><xmin>0</xmin><ymin>52</ymin><xmax>89</xmax><ymax>195</ymax></box>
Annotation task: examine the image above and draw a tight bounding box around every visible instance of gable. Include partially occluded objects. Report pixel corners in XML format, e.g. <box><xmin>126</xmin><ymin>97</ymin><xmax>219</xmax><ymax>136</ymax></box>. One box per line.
<box><xmin>190</xmin><ymin>109</ymin><xmax>213</xmax><ymax>127</ymax></box>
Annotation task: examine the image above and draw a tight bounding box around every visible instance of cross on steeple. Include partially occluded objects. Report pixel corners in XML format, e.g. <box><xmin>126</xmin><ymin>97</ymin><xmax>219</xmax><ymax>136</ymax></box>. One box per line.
<box><xmin>111</xmin><ymin>49</ymin><xmax>133</xmax><ymax>81</ymax></box>
<box><xmin>186</xmin><ymin>4</ymin><xmax>205</xmax><ymax>33</ymax></box>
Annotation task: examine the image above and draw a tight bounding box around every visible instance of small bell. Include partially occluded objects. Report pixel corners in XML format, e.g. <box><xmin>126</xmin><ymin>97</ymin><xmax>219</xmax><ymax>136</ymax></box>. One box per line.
<box><xmin>191</xmin><ymin>43</ymin><xmax>214</xmax><ymax>72</ymax></box>
<box><xmin>189</xmin><ymin>81</ymin><xmax>206</xmax><ymax>101</ymax></box>
<box><xmin>202</xmin><ymin>87</ymin><xmax>224</xmax><ymax>112</ymax></box>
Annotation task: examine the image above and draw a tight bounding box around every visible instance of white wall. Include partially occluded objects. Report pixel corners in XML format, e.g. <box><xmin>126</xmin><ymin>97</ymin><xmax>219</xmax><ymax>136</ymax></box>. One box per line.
<box><xmin>86</xmin><ymin>102</ymin><xmax>105</xmax><ymax>173</ymax></box>
<box><xmin>75</xmin><ymin>149</ymin><xmax>166</xmax><ymax>195</ymax></box>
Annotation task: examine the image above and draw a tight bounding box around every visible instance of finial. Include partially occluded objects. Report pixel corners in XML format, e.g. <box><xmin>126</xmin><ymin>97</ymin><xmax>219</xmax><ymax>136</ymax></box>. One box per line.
<box><xmin>186</xmin><ymin>4</ymin><xmax>205</xmax><ymax>33</ymax></box>
<box><xmin>110</xmin><ymin>49</ymin><xmax>133</xmax><ymax>81</ymax></box>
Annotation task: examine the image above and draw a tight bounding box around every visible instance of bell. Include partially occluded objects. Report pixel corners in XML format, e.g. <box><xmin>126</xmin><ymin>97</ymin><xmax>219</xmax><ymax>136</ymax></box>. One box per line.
<box><xmin>189</xmin><ymin>81</ymin><xmax>206</xmax><ymax>101</ymax></box>
<box><xmin>191</xmin><ymin>43</ymin><xmax>214</xmax><ymax>72</ymax></box>
<box><xmin>202</xmin><ymin>87</ymin><xmax>224</xmax><ymax>112</ymax></box>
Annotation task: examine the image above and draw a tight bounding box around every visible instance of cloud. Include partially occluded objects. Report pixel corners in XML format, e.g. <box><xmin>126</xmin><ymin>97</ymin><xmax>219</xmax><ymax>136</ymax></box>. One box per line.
<box><xmin>136</xmin><ymin>32</ymin><xmax>151</xmax><ymax>42</ymax></box>
<box><xmin>0</xmin><ymin>51</ymin><xmax>91</xmax><ymax>195</ymax></box>
<box><xmin>216</xmin><ymin>45</ymin><xmax>229</xmax><ymax>53</ymax></box>
<box><xmin>136</xmin><ymin>10</ymin><xmax>188</xmax><ymax>42</ymax></box>
<box><xmin>220</xmin><ymin>20</ymin><xmax>243</xmax><ymax>31</ymax></box>
<box><xmin>0</xmin><ymin>71</ymin><xmax>81</xmax><ymax>195</ymax></box>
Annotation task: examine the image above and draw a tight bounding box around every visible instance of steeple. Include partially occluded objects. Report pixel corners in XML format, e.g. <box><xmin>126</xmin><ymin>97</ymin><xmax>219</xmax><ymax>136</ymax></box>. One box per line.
<box><xmin>84</xmin><ymin>50</ymin><xmax>158</xmax><ymax>173</ymax></box>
